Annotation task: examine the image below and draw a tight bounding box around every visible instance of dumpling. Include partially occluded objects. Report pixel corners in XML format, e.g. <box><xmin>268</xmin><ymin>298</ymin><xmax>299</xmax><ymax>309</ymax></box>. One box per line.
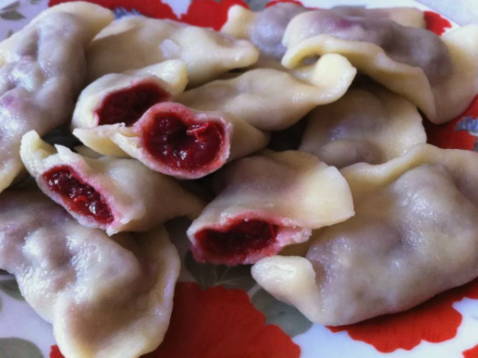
<box><xmin>87</xmin><ymin>16</ymin><xmax>259</xmax><ymax>85</ymax></box>
<box><xmin>0</xmin><ymin>2</ymin><xmax>114</xmax><ymax>193</ymax></box>
<box><xmin>222</xmin><ymin>4</ymin><xmax>424</xmax><ymax>60</ymax></box>
<box><xmin>331</xmin><ymin>6</ymin><xmax>426</xmax><ymax>28</ymax></box>
<box><xmin>283</xmin><ymin>8</ymin><xmax>452</xmax><ymax>85</ymax></box>
<box><xmin>253</xmin><ymin>144</ymin><xmax>478</xmax><ymax>326</ymax></box>
<box><xmin>72</xmin><ymin>60</ymin><xmax>188</xmax><ymax>157</ymax></box>
<box><xmin>0</xmin><ymin>189</ymin><xmax>180</xmax><ymax>358</ymax></box>
<box><xmin>20</xmin><ymin>131</ymin><xmax>202</xmax><ymax>235</ymax></box>
<box><xmin>109</xmin><ymin>101</ymin><xmax>268</xmax><ymax>179</ymax></box>
<box><xmin>187</xmin><ymin>150</ymin><xmax>354</xmax><ymax>265</ymax></box>
<box><xmin>177</xmin><ymin>62</ymin><xmax>356</xmax><ymax>131</ymax></box>
<box><xmin>299</xmin><ymin>86</ymin><xmax>426</xmax><ymax>167</ymax></box>
<box><xmin>282</xmin><ymin>9</ymin><xmax>478</xmax><ymax>123</ymax></box>
<box><xmin>222</xmin><ymin>3</ymin><xmax>307</xmax><ymax>60</ymax></box>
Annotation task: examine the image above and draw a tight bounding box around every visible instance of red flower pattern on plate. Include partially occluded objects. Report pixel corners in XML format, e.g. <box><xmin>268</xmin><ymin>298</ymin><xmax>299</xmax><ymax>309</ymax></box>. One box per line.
<box><xmin>50</xmin><ymin>282</ymin><xmax>300</xmax><ymax>358</ymax></box>
<box><xmin>425</xmin><ymin>95</ymin><xmax>478</xmax><ymax>151</ymax></box>
<box><xmin>464</xmin><ymin>344</ymin><xmax>478</xmax><ymax>358</ymax></box>
<box><xmin>329</xmin><ymin>279</ymin><xmax>478</xmax><ymax>353</ymax></box>
<box><xmin>48</xmin><ymin>0</ymin><xmax>177</xmax><ymax>19</ymax></box>
<box><xmin>49</xmin><ymin>0</ymin><xmax>247</xmax><ymax>30</ymax></box>
<box><xmin>424</xmin><ymin>10</ymin><xmax>452</xmax><ymax>35</ymax></box>
<box><xmin>150</xmin><ymin>282</ymin><xmax>300</xmax><ymax>358</ymax></box>
<box><xmin>180</xmin><ymin>0</ymin><xmax>247</xmax><ymax>30</ymax></box>
<box><xmin>49</xmin><ymin>345</ymin><xmax>62</xmax><ymax>358</ymax></box>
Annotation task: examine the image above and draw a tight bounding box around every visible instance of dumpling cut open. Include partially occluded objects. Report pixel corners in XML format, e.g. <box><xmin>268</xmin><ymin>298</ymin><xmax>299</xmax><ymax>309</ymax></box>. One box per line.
<box><xmin>282</xmin><ymin>9</ymin><xmax>478</xmax><ymax>124</ymax></box>
<box><xmin>187</xmin><ymin>150</ymin><xmax>354</xmax><ymax>265</ymax></box>
<box><xmin>253</xmin><ymin>144</ymin><xmax>478</xmax><ymax>326</ymax></box>
<box><xmin>21</xmin><ymin>131</ymin><xmax>202</xmax><ymax>235</ymax></box>
<box><xmin>299</xmin><ymin>86</ymin><xmax>426</xmax><ymax>167</ymax></box>
<box><xmin>109</xmin><ymin>102</ymin><xmax>268</xmax><ymax>179</ymax></box>
<box><xmin>0</xmin><ymin>2</ymin><xmax>114</xmax><ymax>194</ymax></box>
<box><xmin>87</xmin><ymin>16</ymin><xmax>259</xmax><ymax>85</ymax></box>
<box><xmin>0</xmin><ymin>190</ymin><xmax>180</xmax><ymax>358</ymax></box>
<box><xmin>72</xmin><ymin>60</ymin><xmax>188</xmax><ymax>157</ymax></box>
<box><xmin>177</xmin><ymin>64</ymin><xmax>356</xmax><ymax>131</ymax></box>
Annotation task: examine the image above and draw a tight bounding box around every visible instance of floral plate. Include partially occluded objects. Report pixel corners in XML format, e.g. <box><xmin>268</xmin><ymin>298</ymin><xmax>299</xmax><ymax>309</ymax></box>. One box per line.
<box><xmin>1</xmin><ymin>1</ymin><xmax>478</xmax><ymax>357</ymax></box>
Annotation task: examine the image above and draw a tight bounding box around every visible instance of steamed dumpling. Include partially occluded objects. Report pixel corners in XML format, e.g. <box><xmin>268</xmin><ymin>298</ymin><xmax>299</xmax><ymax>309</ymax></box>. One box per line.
<box><xmin>0</xmin><ymin>2</ymin><xmax>114</xmax><ymax>193</ymax></box>
<box><xmin>282</xmin><ymin>9</ymin><xmax>478</xmax><ymax>124</ymax></box>
<box><xmin>253</xmin><ymin>144</ymin><xmax>478</xmax><ymax>325</ymax></box>
<box><xmin>87</xmin><ymin>16</ymin><xmax>259</xmax><ymax>85</ymax></box>
<box><xmin>177</xmin><ymin>62</ymin><xmax>356</xmax><ymax>131</ymax></box>
<box><xmin>0</xmin><ymin>190</ymin><xmax>180</xmax><ymax>358</ymax></box>
<box><xmin>299</xmin><ymin>86</ymin><xmax>426</xmax><ymax>167</ymax></box>
<box><xmin>72</xmin><ymin>60</ymin><xmax>188</xmax><ymax>157</ymax></box>
<box><xmin>222</xmin><ymin>4</ymin><xmax>425</xmax><ymax>60</ymax></box>
<box><xmin>21</xmin><ymin>131</ymin><xmax>203</xmax><ymax>235</ymax></box>
<box><xmin>187</xmin><ymin>150</ymin><xmax>354</xmax><ymax>265</ymax></box>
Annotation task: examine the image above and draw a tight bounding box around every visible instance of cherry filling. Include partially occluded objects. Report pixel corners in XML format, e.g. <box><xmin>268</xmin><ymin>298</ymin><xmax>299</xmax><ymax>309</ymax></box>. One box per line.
<box><xmin>143</xmin><ymin>114</ymin><xmax>225</xmax><ymax>171</ymax></box>
<box><xmin>42</xmin><ymin>166</ymin><xmax>113</xmax><ymax>224</ymax></box>
<box><xmin>96</xmin><ymin>82</ymin><xmax>169</xmax><ymax>126</ymax></box>
<box><xmin>195</xmin><ymin>220</ymin><xmax>279</xmax><ymax>263</ymax></box>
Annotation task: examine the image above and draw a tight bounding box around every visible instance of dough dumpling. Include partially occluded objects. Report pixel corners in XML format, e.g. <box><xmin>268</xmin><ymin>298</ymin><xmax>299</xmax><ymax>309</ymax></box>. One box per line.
<box><xmin>87</xmin><ymin>16</ymin><xmax>259</xmax><ymax>85</ymax></box>
<box><xmin>187</xmin><ymin>150</ymin><xmax>354</xmax><ymax>265</ymax></box>
<box><xmin>109</xmin><ymin>102</ymin><xmax>268</xmax><ymax>179</ymax></box>
<box><xmin>299</xmin><ymin>86</ymin><xmax>426</xmax><ymax>167</ymax></box>
<box><xmin>253</xmin><ymin>144</ymin><xmax>478</xmax><ymax>325</ymax></box>
<box><xmin>72</xmin><ymin>60</ymin><xmax>188</xmax><ymax>157</ymax></box>
<box><xmin>222</xmin><ymin>4</ymin><xmax>424</xmax><ymax>60</ymax></box>
<box><xmin>0</xmin><ymin>2</ymin><xmax>114</xmax><ymax>193</ymax></box>
<box><xmin>0</xmin><ymin>190</ymin><xmax>180</xmax><ymax>358</ymax></box>
<box><xmin>222</xmin><ymin>3</ymin><xmax>307</xmax><ymax>59</ymax></box>
<box><xmin>283</xmin><ymin>9</ymin><xmax>478</xmax><ymax>123</ymax></box>
<box><xmin>21</xmin><ymin>131</ymin><xmax>202</xmax><ymax>235</ymax></box>
<box><xmin>177</xmin><ymin>61</ymin><xmax>356</xmax><ymax>131</ymax></box>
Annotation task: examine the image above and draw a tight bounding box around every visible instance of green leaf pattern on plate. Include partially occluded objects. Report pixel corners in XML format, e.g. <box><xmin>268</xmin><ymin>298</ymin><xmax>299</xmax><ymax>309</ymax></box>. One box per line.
<box><xmin>0</xmin><ymin>0</ymin><xmax>48</xmax><ymax>39</ymax></box>
<box><xmin>185</xmin><ymin>252</ymin><xmax>256</xmax><ymax>290</ymax></box>
<box><xmin>245</xmin><ymin>0</ymin><xmax>269</xmax><ymax>11</ymax></box>
<box><xmin>185</xmin><ymin>251</ymin><xmax>312</xmax><ymax>336</ymax></box>
<box><xmin>0</xmin><ymin>278</ymin><xmax>23</xmax><ymax>301</ymax></box>
<box><xmin>2</xmin><ymin>1</ymin><xmax>21</xmax><ymax>11</ymax></box>
<box><xmin>0</xmin><ymin>338</ymin><xmax>43</xmax><ymax>358</ymax></box>
<box><xmin>0</xmin><ymin>1</ymin><xmax>25</xmax><ymax>21</ymax></box>
<box><xmin>251</xmin><ymin>289</ymin><xmax>313</xmax><ymax>336</ymax></box>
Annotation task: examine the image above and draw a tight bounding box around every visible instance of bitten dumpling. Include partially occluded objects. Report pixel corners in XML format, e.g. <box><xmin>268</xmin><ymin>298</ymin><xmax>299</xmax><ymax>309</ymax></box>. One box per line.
<box><xmin>20</xmin><ymin>131</ymin><xmax>202</xmax><ymax>235</ymax></box>
<box><xmin>177</xmin><ymin>62</ymin><xmax>356</xmax><ymax>131</ymax></box>
<box><xmin>253</xmin><ymin>144</ymin><xmax>478</xmax><ymax>325</ymax></box>
<box><xmin>87</xmin><ymin>16</ymin><xmax>259</xmax><ymax>85</ymax></box>
<box><xmin>187</xmin><ymin>150</ymin><xmax>354</xmax><ymax>265</ymax></box>
<box><xmin>0</xmin><ymin>2</ymin><xmax>114</xmax><ymax>193</ymax></box>
<box><xmin>282</xmin><ymin>9</ymin><xmax>478</xmax><ymax>123</ymax></box>
<box><xmin>109</xmin><ymin>102</ymin><xmax>268</xmax><ymax>179</ymax></box>
<box><xmin>0</xmin><ymin>190</ymin><xmax>180</xmax><ymax>358</ymax></box>
<box><xmin>72</xmin><ymin>60</ymin><xmax>188</xmax><ymax>157</ymax></box>
<box><xmin>299</xmin><ymin>86</ymin><xmax>426</xmax><ymax>167</ymax></box>
<box><xmin>222</xmin><ymin>4</ymin><xmax>425</xmax><ymax>60</ymax></box>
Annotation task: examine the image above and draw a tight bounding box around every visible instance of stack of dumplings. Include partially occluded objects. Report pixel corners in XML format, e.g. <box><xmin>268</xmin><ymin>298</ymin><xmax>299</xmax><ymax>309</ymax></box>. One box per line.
<box><xmin>1</xmin><ymin>2</ymin><xmax>478</xmax><ymax>357</ymax></box>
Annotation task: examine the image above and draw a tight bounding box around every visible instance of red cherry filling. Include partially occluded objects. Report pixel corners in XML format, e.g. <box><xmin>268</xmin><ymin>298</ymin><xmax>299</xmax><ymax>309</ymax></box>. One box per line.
<box><xmin>195</xmin><ymin>219</ymin><xmax>279</xmax><ymax>263</ymax></box>
<box><xmin>143</xmin><ymin>114</ymin><xmax>225</xmax><ymax>171</ymax></box>
<box><xmin>42</xmin><ymin>166</ymin><xmax>113</xmax><ymax>224</ymax></box>
<box><xmin>96</xmin><ymin>82</ymin><xmax>169</xmax><ymax>126</ymax></box>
